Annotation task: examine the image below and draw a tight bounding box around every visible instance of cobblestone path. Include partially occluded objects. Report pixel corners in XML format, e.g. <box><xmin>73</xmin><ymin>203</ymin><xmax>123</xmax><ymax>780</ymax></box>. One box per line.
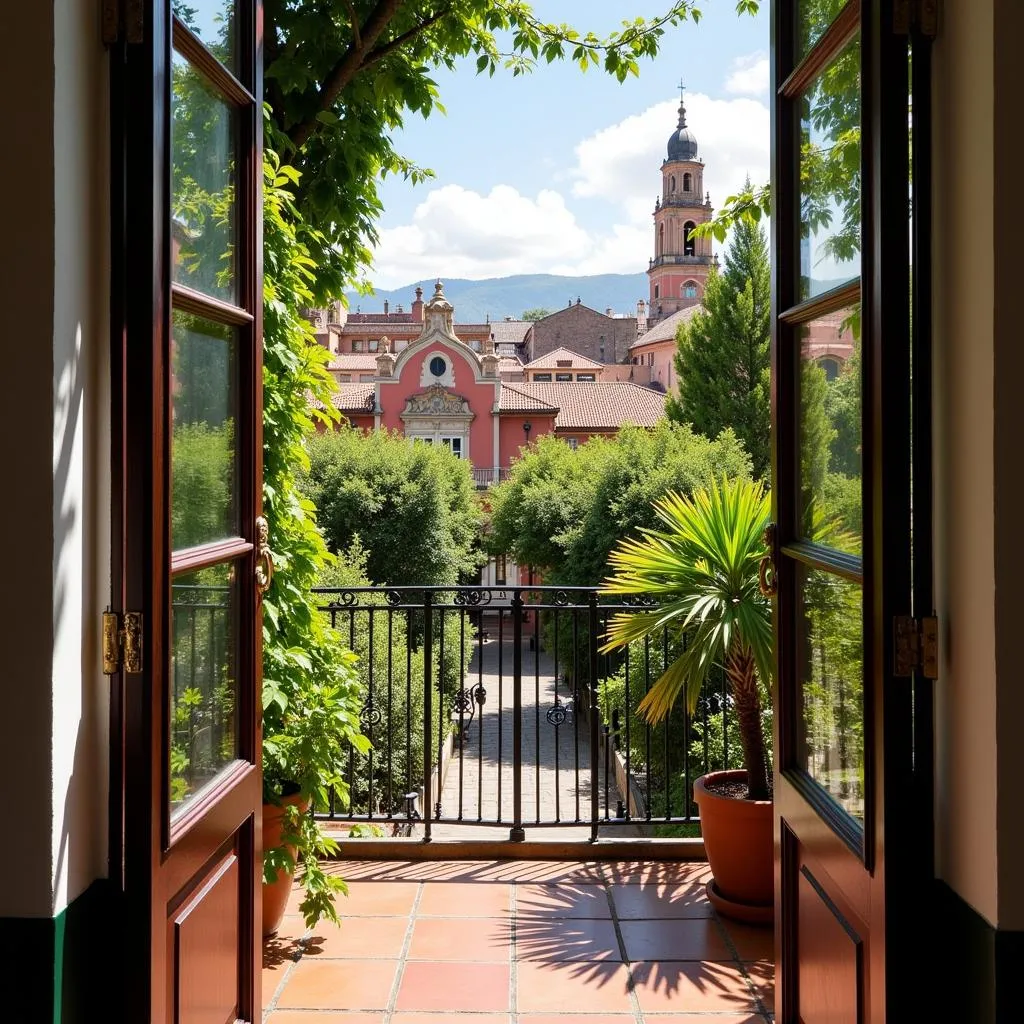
<box><xmin>429</xmin><ymin>634</ymin><xmax>637</xmax><ymax>841</ymax></box>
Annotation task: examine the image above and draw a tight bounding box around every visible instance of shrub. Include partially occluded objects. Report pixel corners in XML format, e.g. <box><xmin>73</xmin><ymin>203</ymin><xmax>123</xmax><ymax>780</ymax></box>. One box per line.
<box><xmin>303</xmin><ymin>427</ymin><xmax>484</xmax><ymax>588</ymax></box>
<box><xmin>315</xmin><ymin>541</ymin><xmax>473</xmax><ymax>817</ymax></box>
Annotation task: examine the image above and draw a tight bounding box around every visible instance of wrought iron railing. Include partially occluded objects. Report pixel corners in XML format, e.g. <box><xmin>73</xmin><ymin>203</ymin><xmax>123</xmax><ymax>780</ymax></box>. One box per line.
<box><xmin>310</xmin><ymin>585</ymin><xmax>736</xmax><ymax>842</ymax></box>
<box><xmin>647</xmin><ymin>254</ymin><xmax>709</xmax><ymax>268</ymax></box>
<box><xmin>471</xmin><ymin>467</ymin><xmax>510</xmax><ymax>487</ymax></box>
<box><xmin>170</xmin><ymin>583</ymin><xmax>234</xmax><ymax>807</ymax></box>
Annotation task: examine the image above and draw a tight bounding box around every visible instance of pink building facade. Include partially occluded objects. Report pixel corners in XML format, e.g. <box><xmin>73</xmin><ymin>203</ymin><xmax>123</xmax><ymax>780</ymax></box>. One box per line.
<box><xmin>327</xmin><ymin>282</ymin><xmax>665</xmax><ymax>474</ymax></box>
<box><xmin>323</xmin><ymin>282</ymin><xmax>666</xmax><ymax>587</ymax></box>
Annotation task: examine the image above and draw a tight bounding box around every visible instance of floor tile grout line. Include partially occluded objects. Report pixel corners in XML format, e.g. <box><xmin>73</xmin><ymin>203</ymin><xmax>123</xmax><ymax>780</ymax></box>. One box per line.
<box><xmin>708</xmin><ymin>908</ymin><xmax>773</xmax><ymax>1022</ymax></box>
<box><xmin>262</xmin><ymin>915</ymin><xmax>313</xmax><ymax>1021</ymax></box>
<box><xmin>509</xmin><ymin>879</ymin><xmax>519</xmax><ymax>1023</ymax></box>
<box><xmin>261</xmin><ymin>865</ymin><xmax>773</xmax><ymax>1023</ymax></box>
<box><xmin>602</xmin><ymin>871</ymin><xmax>646</xmax><ymax>1024</ymax></box>
<box><xmin>381</xmin><ymin>881</ymin><xmax>424</xmax><ymax>1023</ymax></box>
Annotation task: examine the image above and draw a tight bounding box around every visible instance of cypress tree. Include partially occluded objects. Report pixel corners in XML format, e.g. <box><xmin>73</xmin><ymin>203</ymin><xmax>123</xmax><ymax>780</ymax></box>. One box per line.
<box><xmin>666</xmin><ymin>206</ymin><xmax>772</xmax><ymax>479</ymax></box>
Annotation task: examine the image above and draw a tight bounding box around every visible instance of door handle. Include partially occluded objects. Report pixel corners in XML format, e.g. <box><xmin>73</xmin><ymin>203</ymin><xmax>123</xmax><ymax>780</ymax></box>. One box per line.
<box><xmin>255</xmin><ymin>516</ymin><xmax>273</xmax><ymax>595</ymax></box>
<box><xmin>758</xmin><ymin>523</ymin><xmax>777</xmax><ymax>598</ymax></box>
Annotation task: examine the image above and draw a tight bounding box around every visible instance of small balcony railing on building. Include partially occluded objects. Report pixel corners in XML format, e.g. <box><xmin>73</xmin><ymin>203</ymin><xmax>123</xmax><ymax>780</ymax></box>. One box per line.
<box><xmin>472</xmin><ymin>467</ymin><xmax>510</xmax><ymax>488</ymax></box>
<box><xmin>309</xmin><ymin>585</ymin><xmax>738</xmax><ymax>842</ymax></box>
<box><xmin>648</xmin><ymin>254</ymin><xmax>709</xmax><ymax>269</ymax></box>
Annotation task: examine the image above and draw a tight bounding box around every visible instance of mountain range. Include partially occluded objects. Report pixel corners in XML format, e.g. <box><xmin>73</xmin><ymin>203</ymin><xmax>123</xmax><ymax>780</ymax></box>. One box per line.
<box><xmin>346</xmin><ymin>274</ymin><xmax>649</xmax><ymax>323</ymax></box>
<box><xmin>346</xmin><ymin>272</ymin><xmax>855</xmax><ymax>324</ymax></box>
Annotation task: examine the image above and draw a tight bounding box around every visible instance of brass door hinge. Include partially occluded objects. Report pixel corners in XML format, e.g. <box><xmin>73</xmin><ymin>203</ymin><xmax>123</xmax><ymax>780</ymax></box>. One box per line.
<box><xmin>101</xmin><ymin>0</ymin><xmax>144</xmax><ymax>46</ymax></box>
<box><xmin>894</xmin><ymin>0</ymin><xmax>940</xmax><ymax>38</ymax></box>
<box><xmin>894</xmin><ymin>614</ymin><xmax>938</xmax><ymax>679</ymax></box>
<box><xmin>102</xmin><ymin>609</ymin><xmax>143</xmax><ymax>675</ymax></box>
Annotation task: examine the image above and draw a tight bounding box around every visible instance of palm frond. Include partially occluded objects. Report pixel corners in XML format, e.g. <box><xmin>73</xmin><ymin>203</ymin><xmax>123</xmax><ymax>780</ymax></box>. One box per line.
<box><xmin>600</xmin><ymin>476</ymin><xmax>773</xmax><ymax>723</ymax></box>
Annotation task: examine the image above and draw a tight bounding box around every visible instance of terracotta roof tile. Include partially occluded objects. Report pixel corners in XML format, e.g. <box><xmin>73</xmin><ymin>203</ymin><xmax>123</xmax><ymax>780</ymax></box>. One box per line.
<box><xmin>632</xmin><ymin>305</ymin><xmax>702</xmax><ymax>348</ymax></box>
<box><xmin>309</xmin><ymin>383</ymin><xmax>376</xmax><ymax>413</ymax></box>
<box><xmin>327</xmin><ymin>354</ymin><xmax>379</xmax><ymax>371</ymax></box>
<box><xmin>524</xmin><ymin>347</ymin><xmax>604</xmax><ymax>370</ymax></box>
<box><xmin>500</xmin><ymin>382</ymin><xmax>666</xmax><ymax>430</ymax></box>
<box><xmin>490</xmin><ymin>320</ymin><xmax>533</xmax><ymax>346</ymax></box>
<box><xmin>497</xmin><ymin>384</ymin><xmax>559</xmax><ymax>413</ymax></box>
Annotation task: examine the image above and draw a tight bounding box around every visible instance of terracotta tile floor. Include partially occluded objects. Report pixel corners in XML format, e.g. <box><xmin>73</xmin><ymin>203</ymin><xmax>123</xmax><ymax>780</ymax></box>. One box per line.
<box><xmin>263</xmin><ymin>860</ymin><xmax>775</xmax><ymax>1023</ymax></box>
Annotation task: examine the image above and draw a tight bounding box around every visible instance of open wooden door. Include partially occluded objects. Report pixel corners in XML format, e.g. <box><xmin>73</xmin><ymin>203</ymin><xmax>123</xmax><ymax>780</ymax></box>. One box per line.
<box><xmin>110</xmin><ymin>1</ymin><xmax>264</xmax><ymax>1020</ymax></box>
<box><xmin>769</xmin><ymin>1</ymin><xmax>933</xmax><ymax>1020</ymax></box>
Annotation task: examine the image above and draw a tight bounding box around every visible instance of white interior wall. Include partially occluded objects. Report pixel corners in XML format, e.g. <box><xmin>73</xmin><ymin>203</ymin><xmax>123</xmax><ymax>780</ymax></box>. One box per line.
<box><xmin>0</xmin><ymin>0</ymin><xmax>110</xmax><ymax>919</ymax></box>
<box><xmin>51</xmin><ymin>0</ymin><xmax>111</xmax><ymax>916</ymax></box>
<box><xmin>932</xmin><ymin>0</ymin><xmax>999</xmax><ymax>926</ymax></box>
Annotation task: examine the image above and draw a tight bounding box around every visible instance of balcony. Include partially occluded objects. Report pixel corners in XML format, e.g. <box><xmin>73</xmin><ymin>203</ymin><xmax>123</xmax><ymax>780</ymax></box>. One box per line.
<box><xmin>648</xmin><ymin>254</ymin><xmax>712</xmax><ymax>269</ymax></box>
<box><xmin>473</xmin><ymin>466</ymin><xmax>511</xmax><ymax>488</ymax></box>
<box><xmin>263</xmin><ymin>858</ymin><xmax>775</xmax><ymax>1021</ymax></box>
<box><xmin>304</xmin><ymin>585</ymin><xmax>748</xmax><ymax>843</ymax></box>
<box><xmin>658</xmin><ymin>193</ymin><xmax>711</xmax><ymax>210</ymax></box>
<box><xmin>259</xmin><ymin>584</ymin><xmax>776</xmax><ymax>1020</ymax></box>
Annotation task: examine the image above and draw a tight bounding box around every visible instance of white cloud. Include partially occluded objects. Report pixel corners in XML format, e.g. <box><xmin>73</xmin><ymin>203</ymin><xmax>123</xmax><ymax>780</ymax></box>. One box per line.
<box><xmin>725</xmin><ymin>52</ymin><xmax>770</xmax><ymax>96</ymax></box>
<box><xmin>370</xmin><ymin>91</ymin><xmax>769</xmax><ymax>287</ymax></box>
<box><xmin>370</xmin><ymin>184</ymin><xmax>611</xmax><ymax>288</ymax></box>
<box><xmin>569</xmin><ymin>92</ymin><xmax>769</xmax><ymax>219</ymax></box>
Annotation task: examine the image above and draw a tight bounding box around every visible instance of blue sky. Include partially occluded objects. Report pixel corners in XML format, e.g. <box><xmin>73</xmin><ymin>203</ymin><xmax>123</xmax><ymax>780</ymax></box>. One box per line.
<box><xmin>370</xmin><ymin>1</ymin><xmax>770</xmax><ymax>290</ymax></box>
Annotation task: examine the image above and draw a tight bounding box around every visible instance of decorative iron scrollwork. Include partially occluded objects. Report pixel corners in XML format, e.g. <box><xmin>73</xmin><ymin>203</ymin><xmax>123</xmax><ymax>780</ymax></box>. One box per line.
<box><xmin>621</xmin><ymin>593</ymin><xmax>658</xmax><ymax>608</ymax></box>
<box><xmin>454</xmin><ymin>589</ymin><xmax>494</xmax><ymax>607</ymax></box>
<box><xmin>328</xmin><ymin>590</ymin><xmax>360</xmax><ymax>609</ymax></box>
<box><xmin>360</xmin><ymin>702</ymin><xmax>383</xmax><ymax>729</ymax></box>
<box><xmin>546</xmin><ymin>699</ymin><xmax>574</xmax><ymax>727</ymax></box>
<box><xmin>385</xmin><ymin>589</ymin><xmax>403</xmax><ymax>606</ymax></box>
<box><xmin>452</xmin><ymin>683</ymin><xmax>486</xmax><ymax>720</ymax></box>
<box><xmin>552</xmin><ymin>589</ymin><xmax>571</xmax><ymax>606</ymax></box>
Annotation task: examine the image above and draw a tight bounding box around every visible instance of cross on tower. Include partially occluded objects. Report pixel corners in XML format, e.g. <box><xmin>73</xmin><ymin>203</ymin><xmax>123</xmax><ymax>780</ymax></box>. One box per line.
<box><xmin>678</xmin><ymin>79</ymin><xmax>685</xmax><ymax>101</ymax></box>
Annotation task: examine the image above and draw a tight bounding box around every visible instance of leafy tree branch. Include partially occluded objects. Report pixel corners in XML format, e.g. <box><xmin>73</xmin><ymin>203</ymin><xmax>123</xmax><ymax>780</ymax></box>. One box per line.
<box><xmin>261</xmin><ymin>0</ymin><xmax>761</xmax><ymax>297</ymax></box>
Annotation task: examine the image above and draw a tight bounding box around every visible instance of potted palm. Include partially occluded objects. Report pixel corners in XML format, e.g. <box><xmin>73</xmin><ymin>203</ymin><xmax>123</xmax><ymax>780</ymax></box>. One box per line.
<box><xmin>600</xmin><ymin>477</ymin><xmax>774</xmax><ymax>923</ymax></box>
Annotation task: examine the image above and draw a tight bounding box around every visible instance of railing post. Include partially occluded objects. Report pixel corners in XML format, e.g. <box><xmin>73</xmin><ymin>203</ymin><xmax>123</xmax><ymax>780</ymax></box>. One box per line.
<box><xmin>588</xmin><ymin>590</ymin><xmax>600</xmax><ymax>843</ymax></box>
<box><xmin>510</xmin><ymin>588</ymin><xmax>526</xmax><ymax>842</ymax></box>
<box><xmin>422</xmin><ymin>590</ymin><xmax>433</xmax><ymax>843</ymax></box>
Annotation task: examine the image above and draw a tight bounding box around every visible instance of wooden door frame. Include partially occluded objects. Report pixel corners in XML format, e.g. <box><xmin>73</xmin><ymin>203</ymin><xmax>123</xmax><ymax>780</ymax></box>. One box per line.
<box><xmin>109</xmin><ymin>2</ymin><xmax>265</xmax><ymax>1019</ymax></box>
<box><xmin>769</xmin><ymin>1</ymin><xmax>934</xmax><ymax>1019</ymax></box>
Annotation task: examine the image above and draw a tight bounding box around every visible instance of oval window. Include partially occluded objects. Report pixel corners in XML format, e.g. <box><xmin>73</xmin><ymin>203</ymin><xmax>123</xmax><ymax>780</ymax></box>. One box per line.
<box><xmin>429</xmin><ymin>355</ymin><xmax>446</xmax><ymax>377</ymax></box>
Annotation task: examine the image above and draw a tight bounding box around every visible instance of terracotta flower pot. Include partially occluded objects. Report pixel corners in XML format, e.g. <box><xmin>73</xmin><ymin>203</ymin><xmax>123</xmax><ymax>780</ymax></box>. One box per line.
<box><xmin>262</xmin><ymin>792</ymin><xmax>310</xmax><ymax>937</ymax></box>
<box><xmin>693</xmin><ymin>769</ymin><xmax>773</xmax><ymax>925</ymax></box>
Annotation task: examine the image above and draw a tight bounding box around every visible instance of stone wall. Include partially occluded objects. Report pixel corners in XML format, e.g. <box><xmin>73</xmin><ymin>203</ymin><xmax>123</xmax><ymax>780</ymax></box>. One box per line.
<box><xmin>529</xmin><ymin>303</ymin><xmax>637</xmax><ymax>365</ymax></box>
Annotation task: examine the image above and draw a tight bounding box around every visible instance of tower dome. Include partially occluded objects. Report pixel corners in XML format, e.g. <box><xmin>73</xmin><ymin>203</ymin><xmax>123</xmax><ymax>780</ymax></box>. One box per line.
<box><xmin>667</xmin><ymin>96</ymin><xmax>698</xmax><ymax>162</ymax></box>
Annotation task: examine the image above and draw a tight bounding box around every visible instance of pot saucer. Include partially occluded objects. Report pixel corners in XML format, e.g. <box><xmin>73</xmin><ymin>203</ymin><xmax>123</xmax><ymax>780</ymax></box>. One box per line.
<box><xmin>706</xmin><ymin>878</ymin><xmax>773</xmax><ymax>925</ymax></box>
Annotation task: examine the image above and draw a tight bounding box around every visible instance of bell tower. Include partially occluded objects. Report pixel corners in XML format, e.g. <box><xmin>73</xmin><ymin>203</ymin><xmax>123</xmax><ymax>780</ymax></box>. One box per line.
<box><xmin>647</xmin><ymin>86</ymin><xmax>714</xmax><ymax>320</ymax></box>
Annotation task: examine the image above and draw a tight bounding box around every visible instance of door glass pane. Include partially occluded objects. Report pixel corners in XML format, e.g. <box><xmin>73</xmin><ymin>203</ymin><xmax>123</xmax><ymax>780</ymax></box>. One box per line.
<box><xmin>173</xmin><ymin>1</ymin><xmax>238</xmax><ymax>76</ymax></box>
<box><xmin>171</xmin><ymin>49</ymin><xmax>238</xmax><ymax>303</ymax></box>
<box><xmin>796</xmin><ymin>565</ymin><xmax>864</xmax><ymax>824</ymax></box>
<box><xmin>798</xmin><ymin>302</ymin><xmax>861</xmax><ymax>554</ymax></box>
<box><xmin>797</xmin><ymin>0</ymin><xmax>850</xmax><ymax>59</ymax></box>
<box><xmin>171</xmin><ymin>311</ymin><xmax>238</xmax><ymax>549</ymax></box>
<box><xmin>170</xmin><ymin>562</ymin><xmax>239</xmax><ymax>814</ymax></box>
<box><xmin>799</xmin><ymin>34</ymin><xmax>861</xmax><ymax>299</ymax></box>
